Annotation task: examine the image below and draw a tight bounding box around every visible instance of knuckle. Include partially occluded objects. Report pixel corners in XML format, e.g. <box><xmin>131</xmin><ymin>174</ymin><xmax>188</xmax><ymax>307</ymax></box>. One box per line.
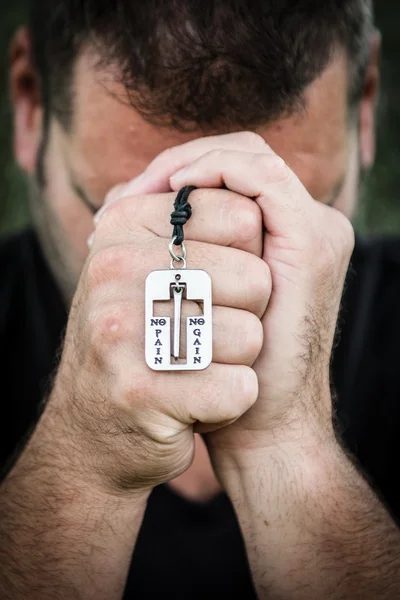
<box><xmin>247</xmin><ymin>258</ymin><xmax>272</xmax><ymax>315</ymax></box>
<box><xmin>240</xmin><ymin>313</ymin><xmax>264</xmax><ymax>361</ymax></box>
<box><xmin>119</xmin><ymin>369</ymin><xmax>154</xmax><ymax>409</ymax></box>
<box><xmin>194</xmin><ymin>367</ymin><xmax>257</xmax><ymax>424</ymax></box>
<box><xmin>234</xmin><ymin>367</ymin><xmax>259</xmax><ymax>413</ymax></box>
<box><xmin>231</xmin><ymin>197</ymin><xmax>263</xmax><ymax>245</ymax></box>
<box><xmin>200</xmin><ymin>368</ymin><xmax>257</xmax><ymax>424</ymax></box>
<box><xmin>254</xmin><ymin>154</ymin><xmax>291</xmax><ymax>184</ymax></box>
<box><xmin>238</xmin><ymin>131</ymin><xmax>266</xmax><ymax>149</ymax></box>
<box><xmin>99</xmin><ymin>194</ymin><xmax>132</xmax><ymax>226</ymax></box>
<box><xmin>89</xmin><ymin>303</ymin><xmax>136</xmax><ymax>354</ymax></box>
<box><xmin>87</xmin><ymin>246</ymin><xmax>134</xmax><ymax>288</ymax></box>
<box><xmin>152</xmin><ymin>145</ymin><xmax>177</xmax><ymax>167</ymax></box>
<box><xmin>151</xmin><ymin>144</ymin><xmax>191</xmax><ymax>174</ymax></box>
<box><xmin>96</xmin><ymin>195</ymin><xmax>127</xmax><ymax>229</ymax></box>
<box><xmin>269</xmin><ymin>155</ymin><xmax>291</xmax><ymax>183</ymax></box>
<box><xmin>207</xmin><ymin>148</ymin><xmax>225</xmax><ymax>161</ymax></box>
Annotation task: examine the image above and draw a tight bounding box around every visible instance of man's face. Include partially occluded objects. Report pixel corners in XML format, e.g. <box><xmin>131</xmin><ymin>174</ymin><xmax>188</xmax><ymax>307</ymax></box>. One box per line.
<box><xmin>10</xmin><ymin>36</ymin><xmax>379</xmax><ymax>302</ymax></box>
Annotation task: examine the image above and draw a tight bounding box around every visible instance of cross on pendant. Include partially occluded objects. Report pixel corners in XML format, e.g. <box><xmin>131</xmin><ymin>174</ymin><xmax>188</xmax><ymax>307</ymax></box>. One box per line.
<box><xmin>158</xmin><ymin>274</ymin><xmax>204</xmax><ymax>363</ymax></box>
<box><xmin>145</xmin><ymin>269</ymin><xmax>213</xmax><ymax>371</ymax></box>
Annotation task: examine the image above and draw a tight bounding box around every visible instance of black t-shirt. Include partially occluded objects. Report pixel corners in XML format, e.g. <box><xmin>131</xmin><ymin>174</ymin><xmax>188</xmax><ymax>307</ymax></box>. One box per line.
<box><xmin>1</xmin><ymin>229</ymin><xmax>400</xmax><ymax>599</ymax></box>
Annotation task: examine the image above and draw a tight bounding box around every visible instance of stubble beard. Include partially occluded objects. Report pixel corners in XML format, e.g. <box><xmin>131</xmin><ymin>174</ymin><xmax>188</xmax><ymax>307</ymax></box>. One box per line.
<box><xmin>29</xmin><ymin>175</ymin><xmax>80</xmax><ymax>308</ymax></box>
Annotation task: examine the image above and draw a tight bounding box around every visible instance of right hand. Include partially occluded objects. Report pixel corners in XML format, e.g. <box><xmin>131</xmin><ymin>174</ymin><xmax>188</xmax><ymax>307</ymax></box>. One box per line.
<box><xmin>49</xmin><ymin>186</ymin><xmax>270</xmax><ymax>494</ymax></box>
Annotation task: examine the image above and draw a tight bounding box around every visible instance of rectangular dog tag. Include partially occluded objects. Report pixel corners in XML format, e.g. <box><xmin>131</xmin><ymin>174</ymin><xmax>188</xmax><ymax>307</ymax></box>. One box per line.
<box><xmin>145</xmin><ymin>269</ymin><xmax>212</xmax><ymax>371</ymax></box>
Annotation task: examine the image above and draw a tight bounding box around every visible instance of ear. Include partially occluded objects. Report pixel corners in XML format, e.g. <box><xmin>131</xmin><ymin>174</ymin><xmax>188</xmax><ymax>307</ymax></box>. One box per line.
<box><xmin>359</xmin><ymin>30</ymin><xmax>381</xmax><ymax>171</ymax></box>
<box><xmin>9</xmin><ymin>27</ymin><xmax>43</xmax><ymax>175</ymax></box>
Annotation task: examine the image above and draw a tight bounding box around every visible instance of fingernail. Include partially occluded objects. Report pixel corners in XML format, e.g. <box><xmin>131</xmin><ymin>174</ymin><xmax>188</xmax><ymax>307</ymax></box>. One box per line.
<box><xmin>87</xmin><ymin>232</ymin><xmax>95</xmax><ymax>248</ymax></box>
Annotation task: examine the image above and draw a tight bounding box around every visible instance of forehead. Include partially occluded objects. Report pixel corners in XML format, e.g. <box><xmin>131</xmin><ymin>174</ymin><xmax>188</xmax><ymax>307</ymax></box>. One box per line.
<box><xmin>64</xmin><ymin>49</ymin><xmax>350</xmax><ymax>201</ymax></box>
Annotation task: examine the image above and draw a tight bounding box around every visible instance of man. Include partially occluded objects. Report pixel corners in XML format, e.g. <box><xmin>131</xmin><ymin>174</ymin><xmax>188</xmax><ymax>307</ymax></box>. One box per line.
<box><xmin>0</xmin><ymin>0</ymin><xmax>399</xmax><ymax>598</ymax></box>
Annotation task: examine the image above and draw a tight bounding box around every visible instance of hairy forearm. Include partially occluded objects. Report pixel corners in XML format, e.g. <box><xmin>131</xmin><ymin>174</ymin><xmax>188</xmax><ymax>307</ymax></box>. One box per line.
<box><xmin>0</xmin><ymin>410</ymin><xmax>149</xmax><ymax>600</ymax></box>
<box><xmin>221</xmin><ymin>435</ymin><xmax>400</xmax><ymax>599</ymax></box>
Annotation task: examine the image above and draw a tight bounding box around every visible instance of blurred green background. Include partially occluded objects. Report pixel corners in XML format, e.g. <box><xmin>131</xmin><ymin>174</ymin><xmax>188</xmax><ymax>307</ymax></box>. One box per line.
<box><xmin>1</xmin><ymin>2</ymin><xmax>400</xmax><ymax>236</ymax></box>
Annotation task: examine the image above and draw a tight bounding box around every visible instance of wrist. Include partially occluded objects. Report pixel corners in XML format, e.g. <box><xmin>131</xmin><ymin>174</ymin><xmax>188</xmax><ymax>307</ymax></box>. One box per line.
<box><xmin>221</xmin><ymin>442</ymin><xmax>346</xmax><ymax>525</ymax></box>
<box><xmin>212</xmin><ymin>418</ymin><xmax>340</xmax><ymax>496</ymax></box>
<box><xmin>211</xmin><ymin>385</ymin><xmax>334</xmax><ymax>470</ymax></box>
<box><xmin>17</xmin><ymin>396</ymin><xmax>152</xmax><ymax>504</ymax></box>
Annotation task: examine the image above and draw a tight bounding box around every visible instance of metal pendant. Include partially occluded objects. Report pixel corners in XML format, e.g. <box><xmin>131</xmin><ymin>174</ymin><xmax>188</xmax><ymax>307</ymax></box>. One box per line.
<box><xmin>145</xmin><ymin>239</ymin><xmax>212</xmax><ymax>371</ymax></box>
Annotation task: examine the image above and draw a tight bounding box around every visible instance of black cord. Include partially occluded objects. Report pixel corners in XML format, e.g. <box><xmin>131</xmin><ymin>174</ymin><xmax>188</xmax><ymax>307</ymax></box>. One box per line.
<box><xmin>170</xmin><ymin>186</ymin><xmax>196</xmax><ymax>246</ymax></box>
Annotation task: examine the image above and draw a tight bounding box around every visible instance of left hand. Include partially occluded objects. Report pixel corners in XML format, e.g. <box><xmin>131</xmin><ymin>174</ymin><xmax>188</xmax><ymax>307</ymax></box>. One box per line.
<box><xmin>97</xmin><ymin>132</ymin><xmax>354</xmax><ymax>466</ymax></box>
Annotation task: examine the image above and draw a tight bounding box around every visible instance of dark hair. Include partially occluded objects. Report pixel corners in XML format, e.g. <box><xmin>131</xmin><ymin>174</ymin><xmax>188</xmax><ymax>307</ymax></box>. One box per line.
<box><xmin>30</xmin><ymin>0</ymin><xmax>374</xmax><ymax>131</ymax></box>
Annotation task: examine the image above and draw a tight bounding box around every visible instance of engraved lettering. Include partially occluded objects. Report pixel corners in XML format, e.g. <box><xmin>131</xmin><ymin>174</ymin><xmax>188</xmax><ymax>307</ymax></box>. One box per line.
<box><xmin>189</xmin><ymin>318</ymin><xmax>205</xmax><ymax>326</ymax></box>
<box><xmin>151</xmin><ymin>318</ymin><xmax>167</xmax><ymax>327</ymax></box>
